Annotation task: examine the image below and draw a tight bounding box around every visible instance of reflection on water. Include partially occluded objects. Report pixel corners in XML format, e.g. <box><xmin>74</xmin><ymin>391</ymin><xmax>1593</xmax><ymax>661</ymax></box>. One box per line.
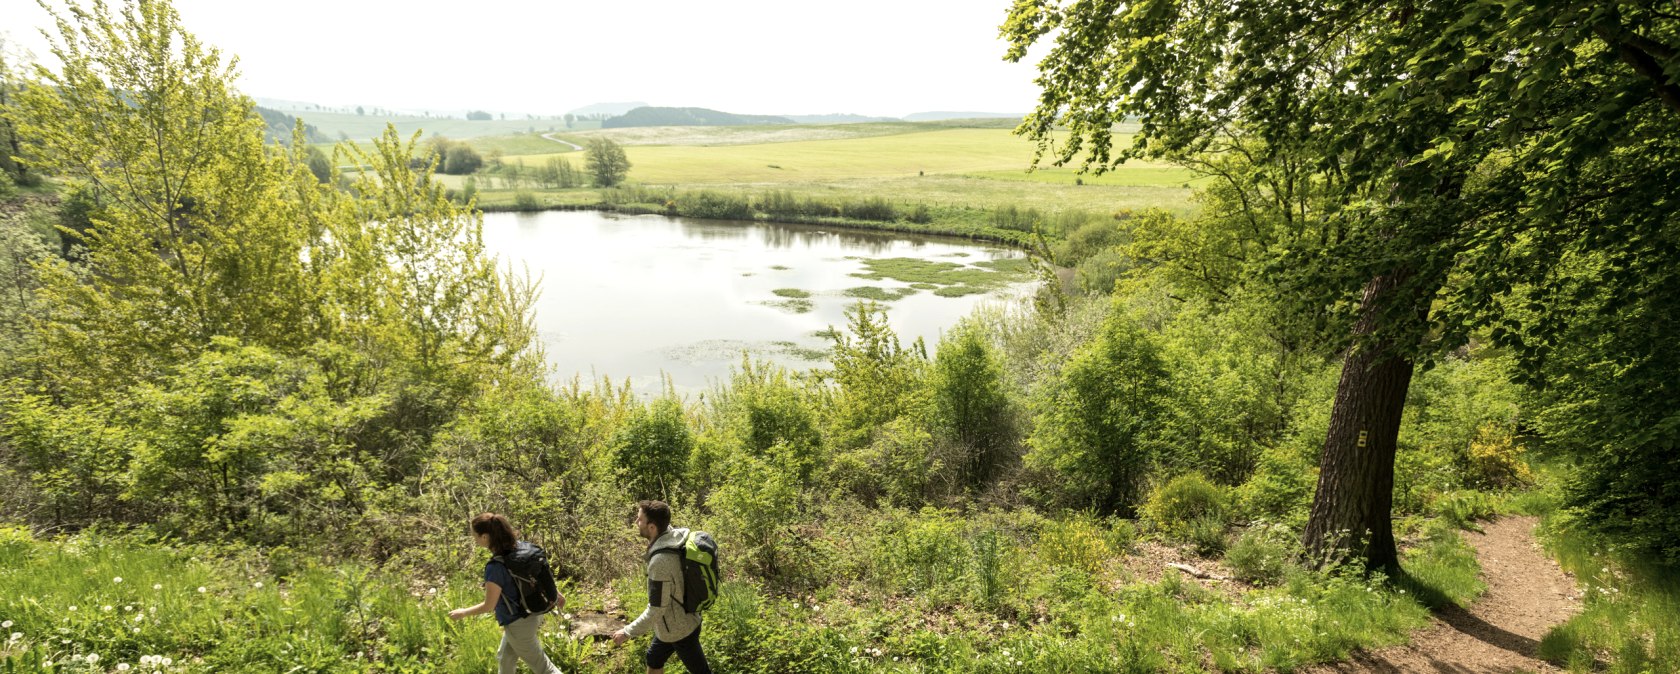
<box><xmin>481</xmin><ymin>210</ymin><xmax>1033</xmax><ymax>398</ymax></box>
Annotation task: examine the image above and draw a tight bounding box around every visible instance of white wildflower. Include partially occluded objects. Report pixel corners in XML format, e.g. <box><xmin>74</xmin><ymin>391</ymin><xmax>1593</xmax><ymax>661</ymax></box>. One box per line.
<box><xmin>117</xmin><ymin>664</ymin><xmax>131</xmax><ymax>671</ymax></box>
<box><xmin>197</xmin><ymin>586</ymin><xmax>207</xmax><ymax>593</ymax></box>
<box><xmin>8</xmin><ymin>632</ymin><xmax>20</xmax><ymax>641</ymax></box>
<box><xmin>86</xmin><ymin>653</ymin><xmax>100</xmax><ymax>665</ymax></box>
<box><xmin>67</xmin><ymin>606</ymin><xmax>77</xmax><ymax>612</ymax></box>
<box><xmin>0</xmin><ymin>620</ymin><xmax>9</xmax><ymax>628</ymax></box>
<box><xmin>113</xmin><ymin>577</ymin><xmax>123</xmax><ymax>584</ymax></box>
<box><xmin>254</xmin><ymin>581</ymin><xmax>263</xmax><ymax>589</ymax></box>
<box><xmin>153</xmin><ymin>584</ymin><xmax>162</xmax><ymax>590</ymax></box>
<box><xmin>161</xmin><ymin>657</ymin><xmax>173</xmax><ymax>666</ymax></box>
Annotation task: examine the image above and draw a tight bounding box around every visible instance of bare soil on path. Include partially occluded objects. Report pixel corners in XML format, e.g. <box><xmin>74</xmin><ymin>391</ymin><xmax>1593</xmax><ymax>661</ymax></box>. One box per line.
<box><xmin>1303</xmin><ymin>516</ymin><xmax>1581</xmax><ymax>674</ymax></box>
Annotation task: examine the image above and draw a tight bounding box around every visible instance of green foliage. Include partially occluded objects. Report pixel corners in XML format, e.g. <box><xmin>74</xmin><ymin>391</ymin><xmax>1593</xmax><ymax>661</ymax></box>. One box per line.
<box><xmin>1536</xmin><ymin>511</ymin><xmax>1680</xmax><ymax>674</ymax></box>
<box><xmin>928</xmin><ymin>324</ymin><xmax>1014</xmax><ymax>489</ymax></box>
<box><xmin>611</xmin><ymin>396</ymin><xmax>693</xmax><ymax>501</ymax></box>
<box><xmin>1225</xmin><ymin>524</ymin><xmax>1299</xmax><ymax>586</ymax></box>
<box><xmin>1141</xmin><ymin>473</ymin><xmax>1228</xmax><ymax>541</ymax></box>
<box><xmin>824</xmin><ymin>302</ymin><xmax>929</xmax><ymax>451</ymax></box>
<box><xmin>675</xmin><ymin>190</ymin><xmax>753</xmax><ymax>220</ymax></box>
<box><xmin>584</xmin><ymin>137</ymin><xmax>631</xmax><ymax>187</ymax></box>
<box><xmin>1026</xmin><ymin>306</ymin><xmax>1168</xmax><ymax>513</ymax></box>
<box><xmin>839</xmin><ymin>197</ymin><xmax>898</xmax><ymax>222</ymax></box>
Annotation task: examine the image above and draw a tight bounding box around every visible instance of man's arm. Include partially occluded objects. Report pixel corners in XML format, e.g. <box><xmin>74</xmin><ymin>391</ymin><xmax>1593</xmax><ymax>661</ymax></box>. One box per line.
<box><xmin>616</xmin><ymin>553</ymin><xmax>680</xmax><ymax>641</ymax></box>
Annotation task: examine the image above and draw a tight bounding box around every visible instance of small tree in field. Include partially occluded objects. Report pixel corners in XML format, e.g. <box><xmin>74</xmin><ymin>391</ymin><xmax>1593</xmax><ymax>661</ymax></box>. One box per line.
<box><xmin>585</xmin><ymin>137</ymin><xmax>630</xmax><ymax>187</ymax></box>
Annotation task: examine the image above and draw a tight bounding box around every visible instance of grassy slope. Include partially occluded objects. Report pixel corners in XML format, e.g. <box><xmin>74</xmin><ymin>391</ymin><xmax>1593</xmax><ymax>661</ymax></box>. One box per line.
<box><xmin>459</xmin><ymin>125</ymin><xmax>1201</xmax><ymax>215</ymax></box>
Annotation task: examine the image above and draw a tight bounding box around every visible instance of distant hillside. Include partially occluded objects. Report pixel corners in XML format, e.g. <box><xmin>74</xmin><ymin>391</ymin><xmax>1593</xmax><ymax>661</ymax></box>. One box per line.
<box><xmin>903</xmin><ymin>111</ymin><xmax>1025</xmax><ymax>122</ymax></box>
<box><xmin>603</xmin><ymin>107</ymin><xmax>796</xmax><ymax>128</ymax></box>
<box><xmin>254</xmin><ymin>106</ymin><xmax>331</xmax><ymax>144</ymax></box>
<box><xmin>785</xmin><ymin>114</ymin><xmax>899</xmax><ymax>124</ymax></box>
<box><xmin>570</xmin><ymin>101</ymin><xmax>649</xmax><ymax>117</ymax></box>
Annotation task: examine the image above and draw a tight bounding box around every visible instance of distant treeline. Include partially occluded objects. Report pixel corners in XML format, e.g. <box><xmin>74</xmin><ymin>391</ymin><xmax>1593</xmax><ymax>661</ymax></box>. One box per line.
<box><xmin>253</xmin><ymin>106</ymin><xmax>331</xmax><ymax>144</ymax></box>
<box><xmin>603</xmin><ymin>106</ymin><xmax>795</xmax><ymax>128</ymax></box>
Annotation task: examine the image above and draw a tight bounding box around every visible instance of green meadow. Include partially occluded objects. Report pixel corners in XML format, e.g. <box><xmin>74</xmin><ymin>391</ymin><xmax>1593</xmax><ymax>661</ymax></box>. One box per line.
<box><xmin>432</xmin><ymin>123</ymin><xmax>1201</xmax><ymax>217</ymax></box>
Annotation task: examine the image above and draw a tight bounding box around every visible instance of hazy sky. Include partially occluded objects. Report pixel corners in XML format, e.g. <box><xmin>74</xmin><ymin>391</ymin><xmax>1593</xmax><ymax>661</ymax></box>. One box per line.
<box><xmin>1</xmin><ymin>0</ymin><xmax>1050</xmax><ymax>118</ymax></box>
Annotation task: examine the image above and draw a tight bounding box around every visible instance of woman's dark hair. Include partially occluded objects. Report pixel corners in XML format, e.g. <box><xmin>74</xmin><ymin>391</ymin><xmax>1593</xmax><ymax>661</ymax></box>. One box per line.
<box><xmin>638</xmin><ymin>500</ymin><xmax>671</xmax><ymax>533</ymax></box>
<box><xmin>470</xmin><ymin>512</ymin><xmax>518</xmax><ymax>555</ymax></box>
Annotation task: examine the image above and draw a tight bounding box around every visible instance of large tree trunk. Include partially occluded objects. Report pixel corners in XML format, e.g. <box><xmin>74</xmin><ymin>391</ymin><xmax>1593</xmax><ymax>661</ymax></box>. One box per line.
<box><xmin>1302</xmin><ymin>269</ymin><xmax>1424</xmax><ymax>573</ymax></box>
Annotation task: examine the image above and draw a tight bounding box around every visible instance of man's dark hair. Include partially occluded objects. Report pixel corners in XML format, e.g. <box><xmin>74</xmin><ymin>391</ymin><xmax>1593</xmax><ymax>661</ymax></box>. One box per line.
<box><xmin>637</xmin><ymin>500</ymin><xmax>672</xmax><ymax>533</ymax></box>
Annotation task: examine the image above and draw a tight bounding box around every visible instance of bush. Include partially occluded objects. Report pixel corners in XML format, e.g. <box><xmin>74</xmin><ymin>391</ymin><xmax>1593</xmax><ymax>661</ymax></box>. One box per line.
<box><xmin>511</xmin><ymin>190</ymin><xmax>541</xmax><ymax>211</ymax></box>
<box><xmin>1224</xmin><ymin>524</ymin><xmax>1298</xmax><ymax>585</ymax></box>
<box><xmin>1036</xmin><ymin>518</ymin><xmax>1113</xmax><ymax>577</ymax></box>
<box><xmin>840</xmin><ymin>197</ymin><xmax>898</xmax><ymax>222</ymax></box>
<box><xmin>677</xmin><ymin>190</ymin><xmax>754</xmax><ymax>220</ymax></box>
<box><xmin>612</xmin><ymin>397</ymin><xmax>694</xmax><ymax>500</ymax></box>
<box><xmin>1466</xmin><ymin>423</ymin><xmax>1533</xmax><ymax>489</ymax></box>
<box><xmin>871</xmin><ymin>508</ymin><xmax>967</xmax><ymax>603</ymax></box>
<box><xmin>1142</xmin><ymin>473</ymin><xmax>1228</xmax><ymax>541</ymax></box>
<box><xmin>1025</xmin><ymin>307</ymin><xmax>1169</xmax><ymax>513</ymax></box>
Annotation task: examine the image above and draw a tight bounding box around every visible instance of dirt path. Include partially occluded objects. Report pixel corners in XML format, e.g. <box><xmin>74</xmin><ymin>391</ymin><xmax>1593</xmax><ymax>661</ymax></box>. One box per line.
<box><xmin>1305</xmin><ymin>516</ymin><xmax>1581</xmax><ymax>673</ymax></box>
<box><xmin>540</xmin><ymin>132</ymin><xmax>583</xmax><ymax>151</ymax></box>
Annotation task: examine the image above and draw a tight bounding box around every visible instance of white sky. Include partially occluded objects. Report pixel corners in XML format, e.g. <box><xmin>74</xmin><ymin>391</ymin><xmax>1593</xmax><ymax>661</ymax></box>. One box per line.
<box><xmin>1</xmin><ymin>0</ymin><xmax>1049</xmax><ymax>118</ymax></box>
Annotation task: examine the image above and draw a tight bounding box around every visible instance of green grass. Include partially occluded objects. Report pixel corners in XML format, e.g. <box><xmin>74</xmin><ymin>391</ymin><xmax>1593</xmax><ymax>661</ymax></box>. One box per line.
<box><xmin>0</xmin><ymin>505</ymin><xmax>1495</xmax><ymax>674</ymax></box>
<box><xmin>1533</xmin><ymin>512</ymin><xmax>1680</xmax><ymax>673</ymax></box>
<box><xmin>771</xmin><ymin>289</ymin><xmax>811</xmax><ymax>299</ymax></box>
<box><xmin>843</xmin><ymin>286</ymin><xmax>918</xmax><ymax>302</ymax></box>
<box><xmin>512</xmin><ymin>129</ymin><xmax>1182</xmax><ymax>186</ymax></box>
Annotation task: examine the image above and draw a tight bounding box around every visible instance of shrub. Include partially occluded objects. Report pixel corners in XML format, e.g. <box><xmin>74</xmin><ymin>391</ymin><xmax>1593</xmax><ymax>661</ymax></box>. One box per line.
<box><xmin>1036</xmin><ymin>517</ymin><xmax>1113</xmax><ymax>577</ymax></box>
<box><xmin>1466</xmin><ymin>423</ymin><xmax>1533</xmax><ymax>489</ymax></box>
<box><xmin>1433</xmin><ymin>490</ymin><xmax>1500</xmax><ymax>530</ymax></box>
<box><xmin>611</xmin><ymin>397</ymin><xmax>694</xmax><ymax>500</ymax></box>
<box><xmin>1224</xmin><ymin>524</ymin><xmax>1298</xmax><ymax>585</ymax></box>
<box><xmin>1142</xmin><ymin>473</ymin><xmax>1228</xmax><ymax>541</ymax></box>
<box><xmin>677</xmin><ymin>190</ymin><xmax>754</xmax><ymax>220</ymax></box>
<box><xmin>1025</xmin><ymin>307</ymin><xmax>1169</xmax><ymax>513</ymax></box>
<box><xmin>512</xmin><ymin>190</ymin><xmax>541</xmax><ymax>211</ymax></box>
<box><xmin>840</xmin><ymin>197</ymin><xmax>898</xmax><ymax>222</ymax></box>
<box><xmin>871</xmin><ymin>508</ymin><xmax>967</xmax><ymax>603</ymax></box>
<box><xmin>1235</xmin><ymin>444</ymin><xmax>1316</xmax><ymax>529</ymax></box>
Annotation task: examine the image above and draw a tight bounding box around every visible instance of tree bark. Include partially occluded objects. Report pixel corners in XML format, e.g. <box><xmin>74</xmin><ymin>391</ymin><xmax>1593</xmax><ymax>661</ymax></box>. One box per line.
<box><xmin>1302</xmin><ymin>268</ymin><xmax>1424</xmax><ymax>573</ymax></box>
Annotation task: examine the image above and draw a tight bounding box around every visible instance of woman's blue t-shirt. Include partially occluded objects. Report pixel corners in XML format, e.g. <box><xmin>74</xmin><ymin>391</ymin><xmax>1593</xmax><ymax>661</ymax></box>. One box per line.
<box><xmin>483</xmin><ymin>558</ymin><xmax>525</xmax><ymax>626</ymax></box>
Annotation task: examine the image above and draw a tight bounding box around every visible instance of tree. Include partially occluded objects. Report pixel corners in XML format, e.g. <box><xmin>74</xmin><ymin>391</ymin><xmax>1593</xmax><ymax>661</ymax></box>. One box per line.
<box><xmin>16</xmin><ymin>0</ymin><xmax>316</xmax><ymax>393</ymax></box>
<box><xmin>355</xmin><ymin>105</ymin><xmax>364</xmax><ymax>116</ymax></box>
<box><xmin>585</xmin><ymin>137</ymin><xmax>631</xmax><ymax>187</ymax></box>
<box><xmin>443</xmin><ymin>144</ymin><xmax>483</xmax><ymax>175</ymax></box>
<box><xmin>1004</xmin><ymin>0</ymin><xmax>1680</xmax><ymax>570</ymax></box>
<box><xmin>466</xmin><ymin>110</ymin><xmax>492</xmax><ymax>121</ymax></box>
<box><xmin>0</xmin><ymin>39</ymin><xmax>40</xmax><ymax>188</ymax></box>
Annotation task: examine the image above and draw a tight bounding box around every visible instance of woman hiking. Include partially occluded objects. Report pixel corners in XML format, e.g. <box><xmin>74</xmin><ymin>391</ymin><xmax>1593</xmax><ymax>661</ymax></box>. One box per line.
<box><xmin>448</xmin><ymin>512</ymin><xmax>566</xmax><ymax>674</ymax></box>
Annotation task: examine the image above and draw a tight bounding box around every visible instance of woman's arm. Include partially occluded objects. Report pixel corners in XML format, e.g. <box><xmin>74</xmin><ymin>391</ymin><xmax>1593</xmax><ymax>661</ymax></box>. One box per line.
<box><xmin>448</xmin><ymin>581</ymin><xmax>503</xmax><ymax>620</ymax></box>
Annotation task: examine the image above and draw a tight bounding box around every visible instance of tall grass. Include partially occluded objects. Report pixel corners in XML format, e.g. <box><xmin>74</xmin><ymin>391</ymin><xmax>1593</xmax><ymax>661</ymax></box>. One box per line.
<box><xmin>0</xmin><ymin>512</ymin><xmax>1495</xmax><ymax>673</ymax></box>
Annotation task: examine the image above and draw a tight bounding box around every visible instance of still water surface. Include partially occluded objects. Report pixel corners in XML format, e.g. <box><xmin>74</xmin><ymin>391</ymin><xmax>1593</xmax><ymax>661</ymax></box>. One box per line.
<box><xmin>481</xmin><ymin>210</ymin><xmax>1033</xmax><ymax>397</ymax></box>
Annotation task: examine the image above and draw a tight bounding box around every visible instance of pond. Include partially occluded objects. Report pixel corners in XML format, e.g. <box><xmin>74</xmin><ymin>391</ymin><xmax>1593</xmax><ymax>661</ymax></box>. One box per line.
<box><xmin>481</xmin><ymin>210</ymin><xmax>1036</xmax><ymax>397</ymax></box>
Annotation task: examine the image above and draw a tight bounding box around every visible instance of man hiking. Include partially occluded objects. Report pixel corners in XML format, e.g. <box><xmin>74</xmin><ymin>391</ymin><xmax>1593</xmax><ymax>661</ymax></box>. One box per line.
<box><xmin>611</xmin><ymin>500</ymin><xmax>713</xmax><ymax>674</ymax></box>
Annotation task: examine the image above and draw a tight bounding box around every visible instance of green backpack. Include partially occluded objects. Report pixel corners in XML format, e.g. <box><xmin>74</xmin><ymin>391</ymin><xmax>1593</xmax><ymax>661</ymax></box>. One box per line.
<box><xmin>648</xmin><ymin>530</ymin><xmax>719</xmax><ymax>613</ymax></box>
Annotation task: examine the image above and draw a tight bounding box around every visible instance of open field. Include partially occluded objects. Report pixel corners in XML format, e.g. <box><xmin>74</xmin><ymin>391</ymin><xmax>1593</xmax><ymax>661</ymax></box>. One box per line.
<box><xmin>511</xmin><ymin>128</ymin><xmax>1184</xmax><ymax>185</ymax></box>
